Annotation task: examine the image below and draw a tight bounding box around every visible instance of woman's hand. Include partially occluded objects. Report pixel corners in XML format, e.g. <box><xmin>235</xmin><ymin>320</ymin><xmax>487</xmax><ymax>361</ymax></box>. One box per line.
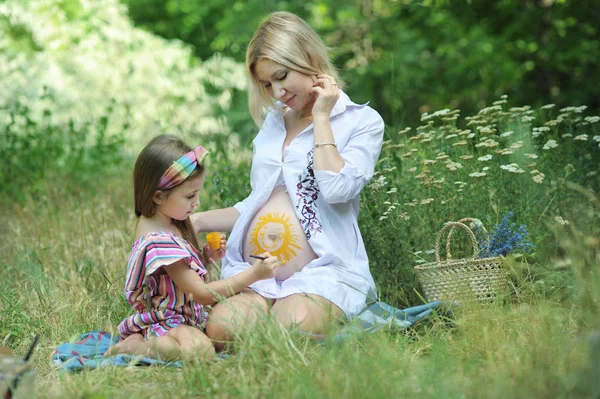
<box><xmin>310</xmin><ymin>74</ymin><xmax>340</xmax><ymax>120</ymax></box>
<box><xmin>250</xmin><ymin>252</ymin><xmax>281</xmax><ymax>281</ymax></box>
<box><xmin>203</xmin><ymin>233</ymin><xmax>227</xmax><ymax>262</ymax></box>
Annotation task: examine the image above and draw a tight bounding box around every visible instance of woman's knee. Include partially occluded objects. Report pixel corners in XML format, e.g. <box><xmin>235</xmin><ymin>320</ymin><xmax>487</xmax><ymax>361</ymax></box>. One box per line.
<box><xmin>205</xmin><ymin>290</ymin><xmax>269</xmax><ymax>343</ymax></box>
<box><xmin>272</xmin><ymin>294</ymin><xmax>344</xmax><ymax>333</ymax></box>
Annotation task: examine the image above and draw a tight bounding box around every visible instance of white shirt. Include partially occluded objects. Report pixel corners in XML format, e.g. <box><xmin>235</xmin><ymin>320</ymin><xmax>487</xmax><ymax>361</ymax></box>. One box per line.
<box><xmin>221</xmin><ymin>90</ymin><xmax>385</xmax><ymax>318</ymax></box>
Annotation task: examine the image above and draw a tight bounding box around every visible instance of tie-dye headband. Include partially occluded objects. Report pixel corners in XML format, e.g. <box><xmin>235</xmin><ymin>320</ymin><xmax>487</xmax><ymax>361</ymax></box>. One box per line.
<box><xmin>157</xmin><ymin>146</ymin><xmax>208</xmax><ymax>190</ymax></box>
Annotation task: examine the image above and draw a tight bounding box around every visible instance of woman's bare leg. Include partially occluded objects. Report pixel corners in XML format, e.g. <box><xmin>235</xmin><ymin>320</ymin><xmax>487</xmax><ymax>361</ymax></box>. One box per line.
<box><xmin>271</xmin><ymin>294</ymin><xmax>344</xmax><ymax>334</ymax></box>
<box><xmin>205</xmin><ymin>289</ymin><xmax>270</xmax><ymax>351</ymax></box>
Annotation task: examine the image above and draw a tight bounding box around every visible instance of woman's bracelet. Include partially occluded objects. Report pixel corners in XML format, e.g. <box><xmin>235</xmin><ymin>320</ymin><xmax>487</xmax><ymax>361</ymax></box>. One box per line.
<box><xmin>313</xmin><ymin>142</ymin><xmax>337</xmax><ymax>149</ymax></box>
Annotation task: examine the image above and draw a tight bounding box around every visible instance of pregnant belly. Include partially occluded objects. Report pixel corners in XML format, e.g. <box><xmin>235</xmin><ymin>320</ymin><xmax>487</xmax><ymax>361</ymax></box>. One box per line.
<box><xmin>243</xmin><ymin>186</ymin><xmax>317</xmax><ymax>281</ymax></box>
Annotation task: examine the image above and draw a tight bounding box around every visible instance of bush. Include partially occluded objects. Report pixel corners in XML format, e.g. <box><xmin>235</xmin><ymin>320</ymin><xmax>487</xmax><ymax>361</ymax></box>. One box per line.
<box><xmin>360</xmin><ymin>98</ymin><xmax>600</xmax><ymax>306</ymax></box>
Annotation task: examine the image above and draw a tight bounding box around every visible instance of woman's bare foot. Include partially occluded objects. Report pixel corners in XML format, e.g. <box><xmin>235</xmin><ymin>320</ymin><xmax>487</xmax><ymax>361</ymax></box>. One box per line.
<box><xmin>104</xmin><ymin>333</ymin><xmax>144</xmax><ymax>356</ymax></box>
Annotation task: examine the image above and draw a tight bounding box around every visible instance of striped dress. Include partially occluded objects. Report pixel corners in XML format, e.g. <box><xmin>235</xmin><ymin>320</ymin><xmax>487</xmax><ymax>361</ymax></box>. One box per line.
<box><xmin>117</xmin><ymin>231</ymin><xmax>207</xmax><ymax>340</ymax></box>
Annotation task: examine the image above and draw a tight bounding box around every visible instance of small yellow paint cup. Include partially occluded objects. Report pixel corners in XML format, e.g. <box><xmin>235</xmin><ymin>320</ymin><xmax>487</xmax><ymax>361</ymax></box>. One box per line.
<box><xmin>206</xmin><ymin>232</ymin><xmax>221</xmax><ymax>250</ymax></box>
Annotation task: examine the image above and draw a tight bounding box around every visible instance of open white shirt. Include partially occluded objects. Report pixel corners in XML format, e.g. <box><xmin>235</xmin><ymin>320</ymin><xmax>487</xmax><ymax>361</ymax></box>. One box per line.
<box><xmin>221</xmin><ymin>90</ymin><xmax>385</xmax><ymax>318</ymax></box>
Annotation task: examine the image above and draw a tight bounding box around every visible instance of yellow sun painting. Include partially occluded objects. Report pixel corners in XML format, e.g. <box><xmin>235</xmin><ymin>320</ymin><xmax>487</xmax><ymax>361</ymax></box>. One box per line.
<box><xmin>249</xmin><ymin>212</ymin><xmax>303</xmax><ymax>263</ymax></box>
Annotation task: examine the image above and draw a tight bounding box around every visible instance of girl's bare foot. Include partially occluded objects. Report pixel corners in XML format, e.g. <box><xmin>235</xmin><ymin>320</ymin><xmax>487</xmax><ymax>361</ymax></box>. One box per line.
<box><xmin>104</xmin><ymin>333</ymin><xmax>144</xmax><ymax>356</ymax></box>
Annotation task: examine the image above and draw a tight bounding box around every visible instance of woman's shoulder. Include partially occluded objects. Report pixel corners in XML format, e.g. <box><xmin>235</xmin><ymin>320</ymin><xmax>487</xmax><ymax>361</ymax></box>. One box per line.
<box><xmin>336</xmin><ymin>91</ymin><xmax>384</xmax><ymax>125</ymax></box>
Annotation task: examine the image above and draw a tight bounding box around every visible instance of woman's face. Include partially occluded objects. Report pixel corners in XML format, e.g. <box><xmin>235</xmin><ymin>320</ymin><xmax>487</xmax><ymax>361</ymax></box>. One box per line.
<box><xmin>254</xmin><ymin>59</ymin><xmax>316</xmax><ymax>115</ymax></box>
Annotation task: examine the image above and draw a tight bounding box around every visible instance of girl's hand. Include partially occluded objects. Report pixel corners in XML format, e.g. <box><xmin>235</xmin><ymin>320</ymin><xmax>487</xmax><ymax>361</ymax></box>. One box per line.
<box><xmin>203</xmin><ymin>234</ymin><xmax>227</xmax><ymax>262</ymax></box>
<box><xmin>310</xmin><ymin>74</ymin><xmax>340</xmax><ymax>119</ymax></box>
<box><xmin>250</xmin><ymin>252</ymin><xmax>280</xmax><ymax>280</ymax></box>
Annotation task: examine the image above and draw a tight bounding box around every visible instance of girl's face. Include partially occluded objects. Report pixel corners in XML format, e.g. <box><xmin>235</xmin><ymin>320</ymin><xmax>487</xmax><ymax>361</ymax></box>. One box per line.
<box><xmin>254</xmin><ymin>58</ymin><xmax>316</xmax><ymax>115</ymax></box>
<box><xmin>155</xmin><ymin>174</ymin><xmax>205</xmax><ymax>221</ymax></box>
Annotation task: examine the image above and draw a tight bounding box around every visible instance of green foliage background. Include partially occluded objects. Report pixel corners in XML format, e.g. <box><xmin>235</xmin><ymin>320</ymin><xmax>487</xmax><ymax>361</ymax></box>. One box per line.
<box><xmin>123</xmin><ymin>0</ymin><xmax>600</xmax><ymax>127</ymax></box>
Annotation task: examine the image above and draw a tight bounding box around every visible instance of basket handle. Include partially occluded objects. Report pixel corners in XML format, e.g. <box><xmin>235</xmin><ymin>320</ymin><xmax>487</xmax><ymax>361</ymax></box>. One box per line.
<box><xmin>435</xmin><ymin>221</ymin><xmax>480</xmax><ymax>263</ymax></box>
<box><xmin>446</xmin><ymin>217</ymin><xmax>487</xmax><ymax>260</ymax></box>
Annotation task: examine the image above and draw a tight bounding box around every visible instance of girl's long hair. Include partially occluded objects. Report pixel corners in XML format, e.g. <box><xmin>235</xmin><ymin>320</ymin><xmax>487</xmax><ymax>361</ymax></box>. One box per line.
<box><xmin>133</xmin><ymin>134</ymin><xmax>204</xmax><ymax>256</ymax></box>
<box><xmin>246</xmin><ymin>11</ymin><xmax>344</xmax><ymax>126</ymax></box>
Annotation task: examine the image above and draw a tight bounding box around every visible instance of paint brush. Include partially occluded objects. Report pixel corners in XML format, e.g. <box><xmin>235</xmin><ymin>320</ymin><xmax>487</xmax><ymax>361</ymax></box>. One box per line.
<box><xmin>249</xmin><ymin>254</ymin><xmax>267</xmax><ymax>260</ymax></box>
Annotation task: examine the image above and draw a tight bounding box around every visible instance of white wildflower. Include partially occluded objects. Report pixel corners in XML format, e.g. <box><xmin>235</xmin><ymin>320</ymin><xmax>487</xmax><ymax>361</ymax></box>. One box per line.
<box><xmin>500</xmin><ymin>163</ymin><xmax>525</xmax><ymax>173</ymax></box>
<box><xmin>369</xmin><ymin>175</ymin><xmax>387</xmax><ymax>191</ymax></box>
<box><xmin>510</xmin><ymin>141</ymin><xmax>524</xmax><ymax>149</ymax></box>
<box><xmin>479</xmin><ymin>105</ymin><xmax>503</xmax><ymax>115</ymax></box>
<box><xmin>459</xmin><ymin>155</ymin><xmax>474</xmax><ymax>160</ymax></box>
<box><xmin>584</xmin><ymin>116</ymin><xmax>599</xmax><ymax>124</ymax></box>
<box><xmin>420</xmin><ymin>198</ymin><xmax>434</xmax><ymax>205</ymax></box>
<box><xmin>574</xmin><ymin>134</ymin><xmax>588</xmax><ymax>141</ymax></box>
<box><xmin>445</xmin><ymin>161</ymin><xmax>463</xmax><ymax>171</ymax></box>
<box><xmin>475</xmin><ymin>139</ymin><xmax>499</xmax><ymax>148</ymax></box>
<box><xmin>469</xmin><ymin>172</ymin><xmax>487</xmax><ymax>177</ymax></box>
<box><xmin>478</xmin><ymin>154</ymin><xmax>493</xmax><ymax>161</ymax></box>
<box><xmin>386</xmin><ymin>188</ymin><xmax>398</xmax><ymax>194</ymax></box>
<box><xmin>554</xmin><ymin>216</ymin><xmax>570</xmax><ymax>226</ymax></box>
<box><xmin>478</xmin><ymin>126</ymin><xmax>496</xmax><ymax>134</ymax></box>
<box><xmin>562</xmin><ymin>134</ymin><xmax>572</xmax><ymax>138</ymax></box>
<box><xmin>501</xmin><ymin>131</ymin><xmax>514</xmax><ymax>137</ymax></box>
<box><xmin>482</xmin><ymin>167</ymin><xmax>490</xmax><ymax>171</ymax></box>
<box><xmin>541</xmin><ymin>104</ymin><xmax>555</xmax><ymax>110</ymax></box>
<box><xmin>379</xmin><ymin>216</ymin><xmax>388</xmax><ymax>221</ymax></box>
<box><xmin>593</xmin><ymin>135</ymin><xmax>600</xmax><ymax>143</ymax></box>
<box><xmin>543</xmin><ymin>139</ymin><xmax>558</xmax><ymax>150</ymax></box>
<box><xmin>408</xmin><ymin>167</ymin><xmax>417</xmax><ymax>172</ymax></box>
<box><xmin>533</xmin><ymin>173</ymin><xmax>545</xmax><ymax>184</ymax></box>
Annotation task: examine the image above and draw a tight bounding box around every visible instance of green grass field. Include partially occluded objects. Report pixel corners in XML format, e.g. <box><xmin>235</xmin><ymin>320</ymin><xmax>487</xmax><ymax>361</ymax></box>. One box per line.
<box><xmin>2</xmin><ymin>102</ymin><xmax>600</xmax><ymax>398</ymax></box>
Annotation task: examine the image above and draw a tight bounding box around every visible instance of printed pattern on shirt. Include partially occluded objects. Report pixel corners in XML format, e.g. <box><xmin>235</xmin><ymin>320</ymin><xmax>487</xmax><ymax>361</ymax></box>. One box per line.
<box><xmin>295</xmin><ymin>149</ymin><xmax>322</xmax><ymax>239</ymax></box>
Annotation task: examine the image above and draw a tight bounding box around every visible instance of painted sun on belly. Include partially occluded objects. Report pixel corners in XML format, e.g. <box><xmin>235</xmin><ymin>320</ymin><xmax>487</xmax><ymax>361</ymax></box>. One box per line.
<box><xmin>249</xmin><ymin>212</ymin><xmax>303</xmax><ymax>264</ymax></box>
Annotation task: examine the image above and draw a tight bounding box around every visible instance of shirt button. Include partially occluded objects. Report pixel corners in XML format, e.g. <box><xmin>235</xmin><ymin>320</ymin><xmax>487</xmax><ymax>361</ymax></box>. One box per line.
<box><xmin>294</xmin><ymin>138</ymin><xmax>300</xmax><ymax>144</ymax></box>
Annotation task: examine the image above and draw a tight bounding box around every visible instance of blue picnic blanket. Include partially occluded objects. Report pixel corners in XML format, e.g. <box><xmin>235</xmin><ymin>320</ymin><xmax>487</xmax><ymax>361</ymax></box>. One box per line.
<box><xmin>53</xmin><ymin>300</ymin><xmax>442</xmax><ymax>372</ymax></box>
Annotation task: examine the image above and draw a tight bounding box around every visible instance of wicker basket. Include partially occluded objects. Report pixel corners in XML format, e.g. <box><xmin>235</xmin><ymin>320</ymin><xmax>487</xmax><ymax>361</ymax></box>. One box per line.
<box><xmin>414</xmin><ymin>219</ymin><xmax>506</xmax><ymax>304</ymax></box>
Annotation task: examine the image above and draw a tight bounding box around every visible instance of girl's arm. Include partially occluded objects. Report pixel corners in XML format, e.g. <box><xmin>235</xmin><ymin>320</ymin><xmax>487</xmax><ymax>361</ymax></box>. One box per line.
<box><xmin>164</xmin><ymin>255</ymin><xmax>278</xmax><ymax>305</ymax></box>
<box><xmin>190</xmin><ymin>207</ymin><xmax>240</xmax><ymax>233</ymax></box>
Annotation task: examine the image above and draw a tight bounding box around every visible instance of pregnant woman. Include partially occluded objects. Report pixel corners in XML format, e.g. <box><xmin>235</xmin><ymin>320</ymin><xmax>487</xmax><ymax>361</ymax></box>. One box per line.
<box><xmin>191</xmin><ymin>11</ymin><xmax>384</xmax><ymax>348</ymax></box>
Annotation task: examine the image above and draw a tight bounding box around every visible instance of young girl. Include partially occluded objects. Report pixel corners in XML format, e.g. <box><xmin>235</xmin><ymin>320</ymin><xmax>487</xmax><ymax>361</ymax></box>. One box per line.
<box><xmin>105</xmin><ymin>134</ymin><xmax>281</xmax><ymax>361</ymax></box>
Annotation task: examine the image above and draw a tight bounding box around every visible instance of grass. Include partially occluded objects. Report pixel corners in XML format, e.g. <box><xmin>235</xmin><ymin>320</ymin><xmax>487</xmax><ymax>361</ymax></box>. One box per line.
<box><xmin>1</xmin><ymin>100</ymin><xmax>600</xmax><ymax>398</ymax></box>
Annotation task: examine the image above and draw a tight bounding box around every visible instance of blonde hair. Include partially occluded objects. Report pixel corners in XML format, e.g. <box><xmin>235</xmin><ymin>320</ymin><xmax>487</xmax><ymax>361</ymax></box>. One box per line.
<box><xmin>246</xmin><ymin>11</ymin><xmax>344</xmax><ymax>126</ymax></box>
